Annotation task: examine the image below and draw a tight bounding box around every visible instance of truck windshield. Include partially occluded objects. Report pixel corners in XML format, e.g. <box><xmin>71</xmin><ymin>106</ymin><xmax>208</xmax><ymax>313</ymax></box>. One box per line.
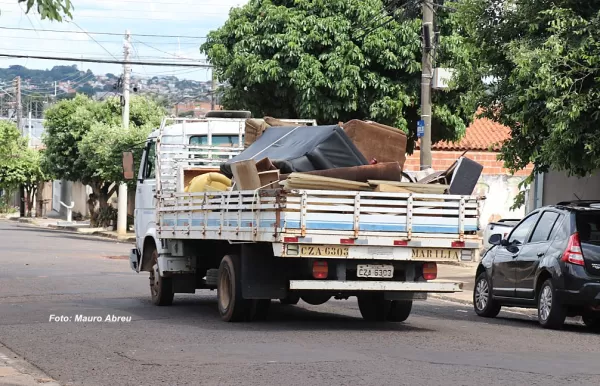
<box><xmin>190</xmin><ymin>135</ymin><xmax>243</xmax><ymax>147</ymax></box>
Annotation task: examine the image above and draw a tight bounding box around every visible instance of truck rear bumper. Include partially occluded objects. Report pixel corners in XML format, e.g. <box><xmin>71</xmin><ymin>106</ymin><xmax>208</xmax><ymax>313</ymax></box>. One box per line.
<box><xmin>289</xmin><ymin>280</ymin><xmax>463</xmax><ymax>292</ymax></box>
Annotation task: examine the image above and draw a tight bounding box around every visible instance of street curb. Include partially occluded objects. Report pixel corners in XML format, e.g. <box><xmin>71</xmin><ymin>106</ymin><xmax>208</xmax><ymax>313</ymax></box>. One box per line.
<box><xmin>7</xmin><ymin>217</ymin><xmax>136</xmax><ymax>243</ymax></box>
<box><xmin>0</xmin><ymin>343</ymin><xmax>60</xmax><ymax>386</ymax></box>
<box><xmin>429</xmin><ymin>293</ymin><xmax>472</xmax><ymax>306</ymax></box>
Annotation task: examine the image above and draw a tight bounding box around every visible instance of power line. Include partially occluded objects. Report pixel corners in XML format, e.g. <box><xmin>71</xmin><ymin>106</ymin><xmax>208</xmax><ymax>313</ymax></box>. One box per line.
<box><xmin>0</xmin><ymin>53</ymin><xmax>212</xmax><ymax>67</ymax></box>
<box><xmin>0</xmin><ymin>35</ymin><xmax>201</xmax><ymax>45</ymax></box>
<box><xmin>2</xmin><ymin>10</ymin><xmax>225</xmax><ymax>21</ymax></box>
<box><xmin>0</xmin><ymin>26</ymin><xmax>207</xmax><ymax>39</ymax></box>
<box><xmin>70</xmin><ymin>21</ymin><xmax>119</xmax><ymax>60</ymax></box>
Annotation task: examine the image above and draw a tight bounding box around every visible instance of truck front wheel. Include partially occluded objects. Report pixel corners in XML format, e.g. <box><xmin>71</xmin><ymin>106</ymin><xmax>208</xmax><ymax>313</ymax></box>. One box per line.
<box><xmin>217</xmin><ymin>254</ymin><xmax>249</xmax><ymax>322</ymax></box>
<box><xmin>149</xmin><ymin>249</ymin><xmax>174</xmax><ymax>306</ymax></box>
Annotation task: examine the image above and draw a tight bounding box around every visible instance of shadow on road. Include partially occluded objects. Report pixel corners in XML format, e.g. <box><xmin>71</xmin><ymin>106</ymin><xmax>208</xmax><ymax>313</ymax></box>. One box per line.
<box><xmin>103</xmin><ymin>295</ymin><xmax>435</xmax><ymax>333</ymax></box>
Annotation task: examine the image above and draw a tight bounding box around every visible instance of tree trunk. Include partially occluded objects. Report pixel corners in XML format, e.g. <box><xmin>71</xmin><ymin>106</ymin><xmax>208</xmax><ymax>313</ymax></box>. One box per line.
<box><xmin>24</xmin><ymin>184</ymin><xmax>36</xmax><ymax>217</ymax></box>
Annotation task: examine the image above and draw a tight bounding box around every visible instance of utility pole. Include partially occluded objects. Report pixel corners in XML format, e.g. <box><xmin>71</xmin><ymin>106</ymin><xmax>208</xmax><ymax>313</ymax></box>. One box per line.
<box><xmin>117</xmin><ymin>30</ymin><xmax>131</xmax><ymax>236</ymax></box>
<box><xmin>211</xmin><ymin>68</ymin><xmax>216</xmax><ymax>110</ymax></box>
<box><xmin>54</xmin><ymin>81</ymin><xmax>57</xmax><ymax>97</ymax></box>
<box><xmin>15</xmin><ymin>76</ymin><xmax>22</xmax><ymax>134</ymax></box>
<box><xmin>420</xmin><ymin>0</ymin><xmax>433</xmax><ymax>171</ymax></box>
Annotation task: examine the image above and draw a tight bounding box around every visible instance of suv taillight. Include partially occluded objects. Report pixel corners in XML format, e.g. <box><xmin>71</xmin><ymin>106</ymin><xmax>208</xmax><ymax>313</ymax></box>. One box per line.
<box><xmin>561</xmin><ymin>233</ymin><xmax>585</xmax><ymax>266</ymax></box>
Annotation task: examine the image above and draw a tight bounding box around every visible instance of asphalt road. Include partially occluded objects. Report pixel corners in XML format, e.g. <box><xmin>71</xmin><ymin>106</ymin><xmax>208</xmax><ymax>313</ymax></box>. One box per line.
<box><xmin>1</xmin><ymin>220</ymin><xmax>600</xmax><ymax>386</ymax></box>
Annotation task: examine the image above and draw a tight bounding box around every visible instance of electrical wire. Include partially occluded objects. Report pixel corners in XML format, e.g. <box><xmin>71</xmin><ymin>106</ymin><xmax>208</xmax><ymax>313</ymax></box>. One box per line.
<box><xmin>0</xmin><ymin>26</ymin><xmax>208</xmax><ymax>39</ymax></box>
<box><xmin>69</xmin><ymin>21</ymin><xmax>119</xmax><ymax>60</ymax></box>
<box><xmin>0</xmin><ymin>53</ymin><xmax>213</xmax><ymax>67</ymax></box>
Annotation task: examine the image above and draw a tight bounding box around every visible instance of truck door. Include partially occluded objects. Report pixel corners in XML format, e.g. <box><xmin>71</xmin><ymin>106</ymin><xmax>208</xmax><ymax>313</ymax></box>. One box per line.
<box><xmin>135</xmin><ymin>140</ymin><xmax>157</xmax><ymax>252</ymax></box>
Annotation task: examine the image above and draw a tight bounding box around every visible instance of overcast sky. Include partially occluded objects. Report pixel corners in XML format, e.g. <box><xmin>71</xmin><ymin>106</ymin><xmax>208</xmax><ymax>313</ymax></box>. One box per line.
<box><xmin>0</xmin><ymin>0</ymin><xmax>247</xmax><ymax>82</ymax></box>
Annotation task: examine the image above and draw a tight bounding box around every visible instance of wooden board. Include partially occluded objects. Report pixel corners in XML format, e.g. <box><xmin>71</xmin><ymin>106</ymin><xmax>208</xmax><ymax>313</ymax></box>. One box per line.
<box><xmin>367</xmin><ymin>180</ymin><xmax>448</xmax><ymax>194</ymax></box>
<box><xmin>258</xmin><ymin>170</ymin><xmax>280</xmax><ymax>189</ymax></box>
<box><xmin>231</xmin><ymin>160</ymin><xmax>261</xmax><ymax>190</ymax></box>
<box><xmin>374</xmin><ymin>184</ymin><xmax>412</xmax><ymax>193</ymax></box>
<box><xmin>285</xmin><ymin>173</ymin><xmax>372</xmax><ymax>191</ymax></box>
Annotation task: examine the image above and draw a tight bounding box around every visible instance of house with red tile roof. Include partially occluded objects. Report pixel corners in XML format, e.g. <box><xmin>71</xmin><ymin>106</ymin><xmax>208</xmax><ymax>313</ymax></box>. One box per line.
<box><xmin>404</xmin><ymin>117</ymin><xmax>533</xmax><ymax>176</ymax></box>
<box><xmin>403</xmin><ymin>117</ymin><xmax>533</xmax><ymax>228</ymax></box>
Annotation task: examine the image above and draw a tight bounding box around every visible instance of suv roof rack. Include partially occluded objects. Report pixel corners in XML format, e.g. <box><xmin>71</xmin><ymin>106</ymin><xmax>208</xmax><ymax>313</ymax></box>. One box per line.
<box><xmin>556</xmin><ymin>200</ymin><xmax>600</xmax><ymax>208</ymax></box>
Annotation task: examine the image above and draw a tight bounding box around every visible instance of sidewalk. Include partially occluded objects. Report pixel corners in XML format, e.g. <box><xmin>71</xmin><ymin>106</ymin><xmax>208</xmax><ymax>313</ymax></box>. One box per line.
<box><xmin>8</xmin><ymin>217</ymin><xmax>136</xmax><ymax>243</ymax></box>
<box><xmin>0</xmin><ymin>344</ymin><xmax>59</xmax><ymax>386</ymax></box>
<box><xmin>432</xmin><ymin>263</ymin><xmax>478</xmax><ymax>305</ymax></box>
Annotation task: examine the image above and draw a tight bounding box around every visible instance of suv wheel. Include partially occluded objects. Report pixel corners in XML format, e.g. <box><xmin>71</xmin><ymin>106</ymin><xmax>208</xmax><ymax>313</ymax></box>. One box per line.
<box><xmin>537</xmin><ymin>279</ymin><xmax>566</xmax><ymax>329</ymax></box>
<box><xmin>473</xmin><ymin>272</ymin><xmax>501</xmax><ymax>317</ymax></box>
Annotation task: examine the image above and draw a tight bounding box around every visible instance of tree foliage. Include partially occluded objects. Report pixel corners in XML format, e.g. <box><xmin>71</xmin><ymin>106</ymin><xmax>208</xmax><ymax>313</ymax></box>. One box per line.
<box><xmin>43</xmin><ymin>94</ymin><xmax>165</xmax><ymax>214</ymax></box>
<box><xmin>452</xmin><ymin>1</ymin><xmax>600</xmax><ymax>201</ymax></box>
<box><xmin>201</xmin><ymin>0</ymin><xmax>472</xmax><ymax>151</ymax></box>
<box><xmin>0</xmin><ymin>121</ymin><xmax>46</xmax><ymax>216</ymax></box>
<box><xmin>13</xmin><ymin>0</ymin><xmax>73</xmax><ymax>21</ymax></box>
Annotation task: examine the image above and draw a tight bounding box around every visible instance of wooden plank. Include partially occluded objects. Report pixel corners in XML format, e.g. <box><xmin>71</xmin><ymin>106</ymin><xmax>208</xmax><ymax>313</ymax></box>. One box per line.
<box><xmin>230</xmin><ymin>160</ymin><xmax>261</xmax><ymax>190</ymax></box>
<box><xmin>258</xmin><ymin>170</ymin><xmax>280</xmax><ymax>189</ymax></box>
<box><xmin>374</xmin><ymin>184</ymin><xmax>412</xmax><ymax>193</ymax></box>
<box><xmin>286</xmin><ymin>173</ymin><xmax>372</xmax><ymax>191</ymax></box>
<box><xmin>367</xmin><ymin>180</ymin><xmax>448</xmax><ymax>194</ymax></box>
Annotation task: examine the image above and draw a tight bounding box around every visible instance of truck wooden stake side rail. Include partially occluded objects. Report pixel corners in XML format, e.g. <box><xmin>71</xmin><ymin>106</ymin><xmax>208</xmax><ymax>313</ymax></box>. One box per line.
<box><xmin>126</xmin><ymin>115</ymin><xmax>483</xmax><ymax>323</ymax></box>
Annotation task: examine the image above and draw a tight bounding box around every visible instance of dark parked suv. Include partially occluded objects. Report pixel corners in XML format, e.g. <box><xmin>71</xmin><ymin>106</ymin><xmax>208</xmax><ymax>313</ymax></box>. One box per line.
<box><xmin>473</xmin><ymin>201</ymin><xmax>600</xmax><ymax>329</ymax></box>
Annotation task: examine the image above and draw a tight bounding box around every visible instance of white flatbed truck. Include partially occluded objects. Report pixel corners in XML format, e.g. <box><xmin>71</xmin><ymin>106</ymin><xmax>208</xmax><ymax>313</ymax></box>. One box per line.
<box><xmin>125</xmin><ymin>114</ymin><xmax>483</xmax><ymax>322</ymax></box>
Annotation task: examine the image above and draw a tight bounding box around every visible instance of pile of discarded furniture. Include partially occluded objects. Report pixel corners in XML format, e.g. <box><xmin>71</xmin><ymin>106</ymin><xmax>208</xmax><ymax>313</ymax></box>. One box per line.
<box><xmin>184</xmin><ymin>117</ymin><xmax>484</xmax><ymax>196</ymax></box>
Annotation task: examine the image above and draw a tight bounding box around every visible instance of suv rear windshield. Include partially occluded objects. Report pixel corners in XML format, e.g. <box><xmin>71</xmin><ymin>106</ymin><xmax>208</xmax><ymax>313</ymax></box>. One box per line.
<box><xmin>575</xmin><ymin>212</ymin><xmax>600</xmax><ymax>275</ymax></box>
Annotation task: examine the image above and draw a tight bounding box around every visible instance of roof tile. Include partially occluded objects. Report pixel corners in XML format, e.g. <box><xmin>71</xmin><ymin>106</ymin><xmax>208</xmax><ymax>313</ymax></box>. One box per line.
<box><xmin>418</xmin><ymin>117</ymin><xmax>510</xmax><ymax>152</ymax></box>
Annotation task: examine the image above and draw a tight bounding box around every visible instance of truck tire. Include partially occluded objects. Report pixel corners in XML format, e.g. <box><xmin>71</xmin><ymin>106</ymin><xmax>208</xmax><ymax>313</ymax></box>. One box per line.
<box><xmin>280</xmin><ymin>294</ymin><xmax>300</xmax><ymax>305</ymax></box>
<box><xmin>358</xmin><ymin>294</ymin><xmax>390</xmax><ymax>322</ymax></box>
<box><xmin>149</xmin><ymin>249</ymin><xmax>174</xmax><ymax>306</ymax></box>
<box><xmin>387</xmin><ymin>300</ymin><xmax>412</xmax><ymax>322</ymax></box>
<box><xmin>217</xmin><ymin>254</ymin><xmax>249</xmax><ymax>322</ymax></box>
<box><xmin>205</xmin><ymin>268</ymin><xmax>219</xmax><ymax>287</ymax></box>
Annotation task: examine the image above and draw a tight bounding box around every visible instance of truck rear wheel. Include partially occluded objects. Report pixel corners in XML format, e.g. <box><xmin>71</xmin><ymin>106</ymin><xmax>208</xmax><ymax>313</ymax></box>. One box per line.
<box><xmin>358</xmin><ymin>294</ymin><xmax>390</xmax><ymax>322</ymax></box>
<box><xmin>149</xmin><ymin>249</ymin><xmax>174</xmax><ymax>306</ymax></box>
<box><xmin>217</xmin><ymin>254</ymin><xmax>249</xmax><ymax>322</ymax></box>
<box><xmin>280</xmin><ymin>294</ymin><xmax>300</xmax><ymax>305</ymax></box>
<box><xmin>387</xmin><ymin>300</ymin><xmax>412</xmax><ymax>322</ymax></box>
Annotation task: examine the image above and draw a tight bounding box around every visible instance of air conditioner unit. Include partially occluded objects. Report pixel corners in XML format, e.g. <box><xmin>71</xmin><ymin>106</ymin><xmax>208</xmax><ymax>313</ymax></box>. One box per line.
<box><xmin>432</xmin><ymin>68</ymin><xmax>455</xmax><ymax>89</ymax></box>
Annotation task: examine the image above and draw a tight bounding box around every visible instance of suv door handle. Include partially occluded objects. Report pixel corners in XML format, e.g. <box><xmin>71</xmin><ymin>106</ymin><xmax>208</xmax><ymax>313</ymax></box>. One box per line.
<box><xmin>537</xmin><ymin>252</ymin><xmax>544</xmax><ymax>257</ymax></box>
<box><xmin>511</xmin><ymin>254</ymin><xmax>518</xmax><ymax>259</ymax></box>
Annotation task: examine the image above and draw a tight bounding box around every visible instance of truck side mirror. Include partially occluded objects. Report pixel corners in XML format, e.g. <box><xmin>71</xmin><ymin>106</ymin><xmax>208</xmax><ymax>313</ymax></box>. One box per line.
<box><xmin>488</xmin><ymin>233</ymin><xmax>502</xmax><ymax>245</ymax></box>
<box><xmin>122</xmin><ymin>151</ymin><xmax>134</xmax><ymax>180</ymax></box>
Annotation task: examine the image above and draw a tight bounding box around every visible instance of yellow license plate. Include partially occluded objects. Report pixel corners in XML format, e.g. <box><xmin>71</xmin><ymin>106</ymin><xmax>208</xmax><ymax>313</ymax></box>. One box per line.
<box><xmin>297</xmin><ymin>245</ymin><xmax>349</xmax><ymax>258</ymax></box>
<box><xmin>411</xmin><ymin>248</ymin><xmax>460</xmax><ymax>261</ymax></box>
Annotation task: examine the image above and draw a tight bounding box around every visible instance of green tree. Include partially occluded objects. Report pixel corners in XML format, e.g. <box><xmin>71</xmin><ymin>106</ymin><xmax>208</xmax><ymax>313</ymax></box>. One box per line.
<box><xmin>201</xmin><ymin>0</ymin><xmax>471</xmax><ymax>151</ymax></box>
<box><xmin>0</xmin><ymin>121</ymin><xmax>46</xmax><ymax>216</ymax></box>
<box><xmin>451</xmin><ymin>1</ymin><xmax>600</xmax><ymax>206</ymax></box>
<box><xmin>7</xmin><ymin>0</ymin><xmax>74</xmax><ymax>21</ymax></box>
<box><xmin>43</xmin><ymin>94</ymin><xmax>165</xmax><ymax>218</ymax></box>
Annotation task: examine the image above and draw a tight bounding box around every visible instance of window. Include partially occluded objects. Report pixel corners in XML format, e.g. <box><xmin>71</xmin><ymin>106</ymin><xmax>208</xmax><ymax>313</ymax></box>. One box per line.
<box><xmin>144</xmin><ymin>141</ymin><xmax>156</xmax><ymax>179</ymax></box>
<box><xmin>189</xmin><ymin>135</ymin><xmax>243</xmax><ymax>147</ymax></box>
<box><xmin>529</xmin><ymin>211</ymin><xmax>560</xmax><ymax>243</ymax></box>
<box><xmin>508</xmin><ymin>212</ymin><xmax>540</xmax><ymax>245</ymax></box>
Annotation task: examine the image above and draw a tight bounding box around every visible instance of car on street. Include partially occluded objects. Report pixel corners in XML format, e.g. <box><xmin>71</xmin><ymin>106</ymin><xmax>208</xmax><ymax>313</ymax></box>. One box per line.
<box><xmin>473</xmin><ymin>201</ymin><xmax>600</xmax><ymax>329</ymax></box>
<box><xmin>482</xmin><ymin>218</ymin><xmax>520</xmax><ymax>253</ymax></box>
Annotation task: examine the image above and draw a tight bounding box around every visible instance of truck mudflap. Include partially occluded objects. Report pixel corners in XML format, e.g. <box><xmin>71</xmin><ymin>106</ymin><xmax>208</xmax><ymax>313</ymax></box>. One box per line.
<box><xmin>289</xmin><ymin>280</ymin><xmax>463</xmax><ymax>292</ymax></box>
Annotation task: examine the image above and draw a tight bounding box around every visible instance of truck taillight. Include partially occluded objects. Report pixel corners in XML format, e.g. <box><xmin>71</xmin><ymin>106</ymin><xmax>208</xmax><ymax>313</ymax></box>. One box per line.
<box><xmin>312</xmin><ymin>261</ymin><xmax>328</xmax><ymax>279</ymax></box>
<box><xmin>561</xmin><ymin>233</ymin><xmax>585</xmax><ymax>266</ymax></box>
<box><xmin>451</xmin><ymin>241</ymin><xmax>465</xmax><ymax>248</ymax></box>
<box><xmin>422</xmin><ymin>263</ymin><xmax>437</xmax><ymax>280</ymax></box>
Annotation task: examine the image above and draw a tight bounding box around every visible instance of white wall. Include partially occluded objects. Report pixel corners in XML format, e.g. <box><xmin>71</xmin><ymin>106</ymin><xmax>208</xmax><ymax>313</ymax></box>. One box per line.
<box><xmin>542</xmin><ymin>171</ymin><xmax>600</xmax><ymax>206</ymax></box>
<box><xmin>474</xmin><ymin>175</ymin><xmax>527</xmax><ymax>227</ymax></box>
